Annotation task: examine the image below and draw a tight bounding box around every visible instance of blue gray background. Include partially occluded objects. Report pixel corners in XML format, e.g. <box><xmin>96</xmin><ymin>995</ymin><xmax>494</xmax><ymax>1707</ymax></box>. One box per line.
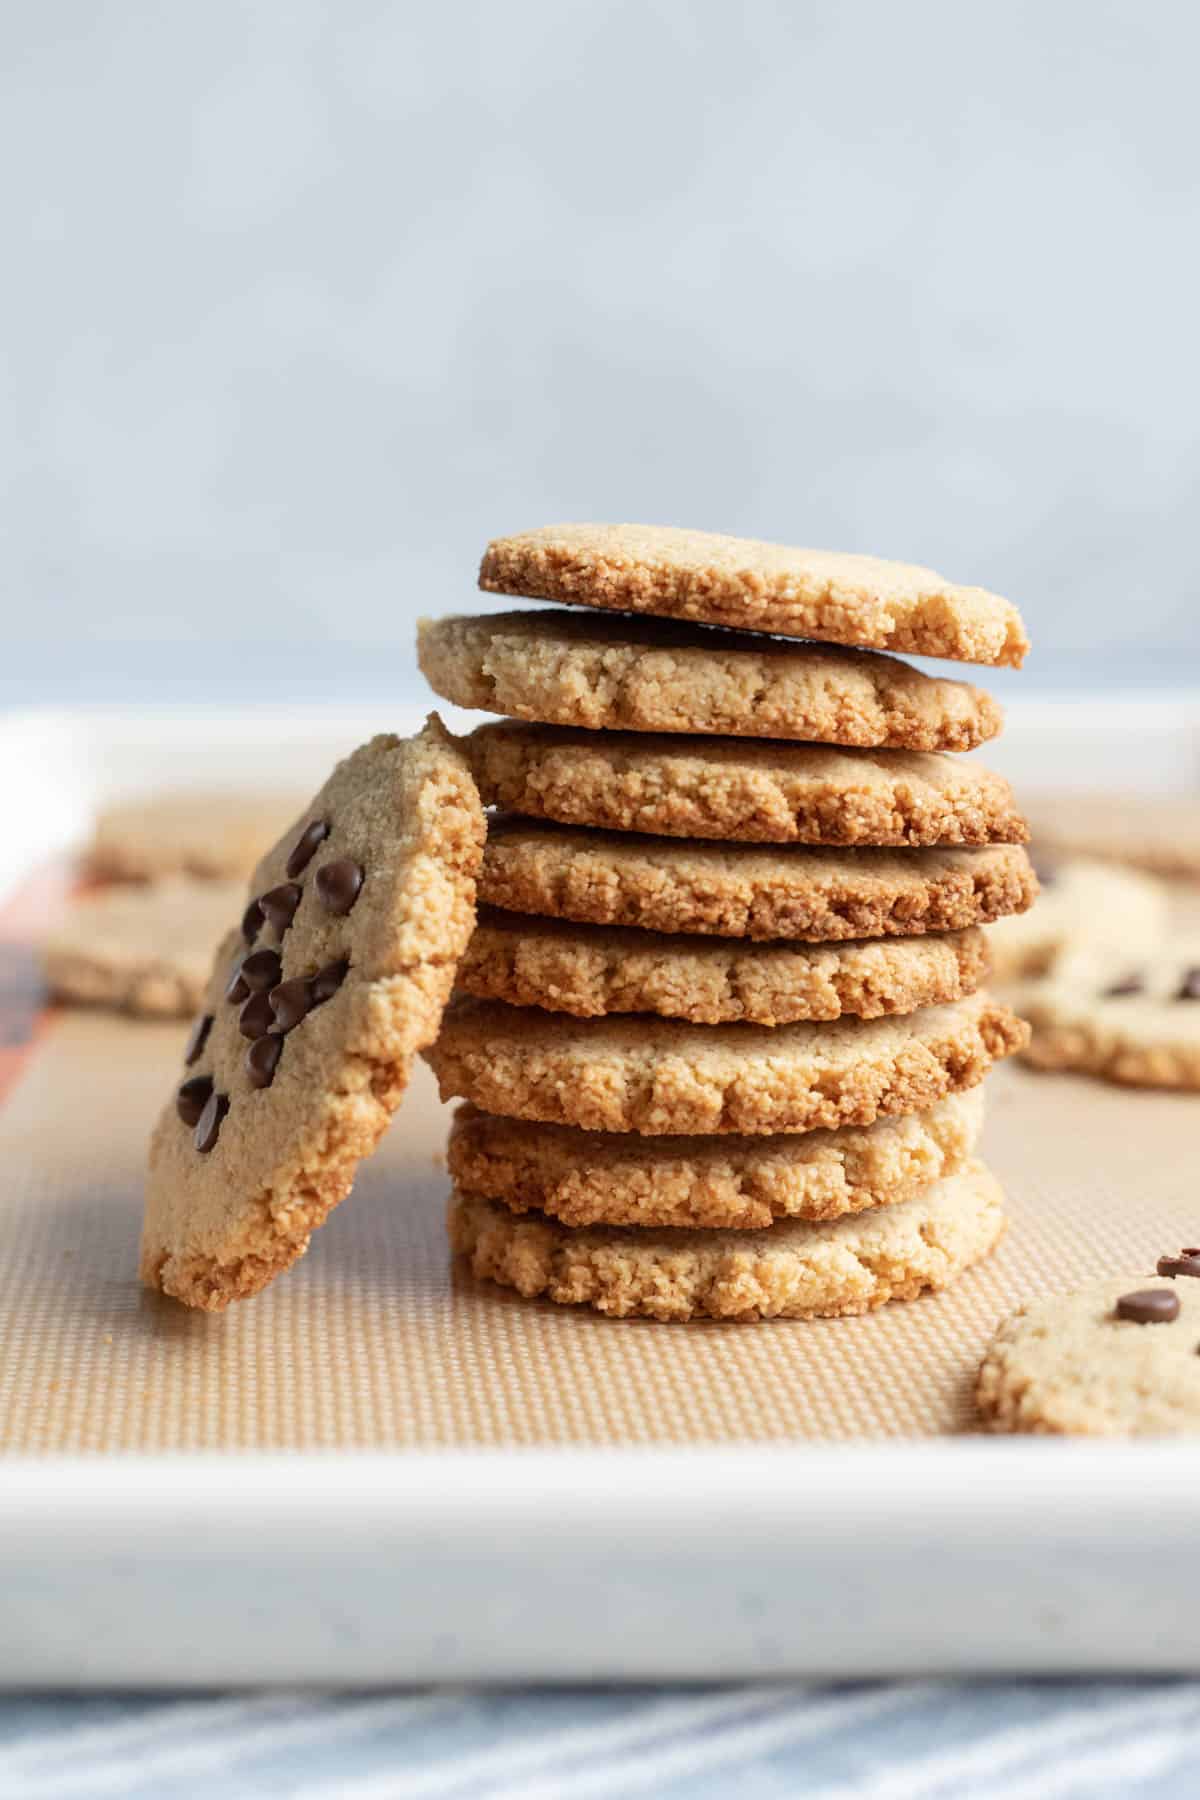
<box><xmin>4</xmin><ymin>1</ymin><xmax>1199</xmax><ymax>703</ymax></box>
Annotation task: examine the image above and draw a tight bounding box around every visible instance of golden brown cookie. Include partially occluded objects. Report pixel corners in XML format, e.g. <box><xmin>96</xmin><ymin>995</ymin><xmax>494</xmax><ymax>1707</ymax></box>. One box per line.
<box><xmin>41</xmin><ymin>879</ymin><xmax>244</xmax><ymax>1018</ymax></box>
<box><xmin>424</xmin><ymin>990</ymin><xmax>1027</xmax><ymax>1136</ymax></box>
<box><xmin>1023</xmin><ymin>792</ymin><xmax>1200</xmax><ymax>881</ymax></box>
<box><xmin>141</xmin><ymin>718</ymin><xmax>486</xmax><ymax>1311</ymax></box>
<box><xmin>468</xmin><ymin>723</ymin><xmax>1027</xmax><ymax>848</ymax></box>
<box><xmin>459</xmin><ymin>909</ymin><xmax>990</xmax><ymax>1025</ymax></box>
<box><xmin>480</xmin><ymin>820</ymin><xmax>1038</xmax><ymax>943</ymax></box>
<box><xmin>448</xmin><ymin>1088</ymin><xmax>985</xmax><ymax>1229</ymax></box>
<box><xmin>987</xmin><ymin>857</ymin><xmax>1168</xmax><ymax>982</ymax></box>
<box><xmin>479</xmin><ymin>524</ymin><xmax>1029</xmax><ymax>667</ymax></box>
<box><xmin>418</xmin><ymin>610</ymin><xmax>1004</xmax><ymax>750</ymax></box>
<box><xmin>89</xmin><ymin>791</ymin><xmax>304</xmax><ymax>883</ymax></box>
<box><xmin>449</xmin><ymin>1158</ymin><xmax>1006</xmax><ymax>1320</ymax></box>
<box><xmin>1017</xmin><ymin>942</ymin><xmax>1200</xmax><ymax>1089</ymax></box>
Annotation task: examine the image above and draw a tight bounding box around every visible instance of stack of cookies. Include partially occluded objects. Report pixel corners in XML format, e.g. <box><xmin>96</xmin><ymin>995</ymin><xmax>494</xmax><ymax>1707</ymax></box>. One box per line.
<box><xmin>420</xmin><ymin>524</ymin><xmax>1035</xmax><ymax>1322</ymax></box>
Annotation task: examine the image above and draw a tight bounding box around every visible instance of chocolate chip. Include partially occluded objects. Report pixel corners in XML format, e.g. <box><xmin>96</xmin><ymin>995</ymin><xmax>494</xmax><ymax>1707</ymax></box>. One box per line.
<box><xmin>241</xmin><ymin>899</ymin><xmax>264</xmax><ymax>946</ymax></box>
<box><xmin>176</xmin><ymin>1074</ymin><xmax>213</xmax><ymax>1126</ymax></box>
<box><xmin>240</xmin><ymin>949</ymin><xmax>282</xmax><ymax>992</ymax></box>
<box><xmin>259</xmin><ymin>882</ymin><xmax>302</xmax><ymax>935</ymax></box>
<box><xmin>270</xmin><ymin>976</ymin><xmax>313</xmax><ymax>1033</ymax></box>
<box><xmin>238</xmin><ymin>990</ymin><xmax>276</xmax><ymax>1039</ymax></box>
<box><xmin>194</xmin><ymin>1090</ymin><xmax>229</xmax><ymax>1154</ymax></box>
<box><xmin>245</xmin><ymin>1033</ymin><xmax>282</xmax><ymax>1088</ymax></box>
<box><xmin>286</xmin><ymin>820</ymin><xmax>330</xmax><ymax>879</ymax></box>
<box><xmin>1176</xmin><ymin>969</ymin><xmax>1200</xmax><ymax>1002</ymax></box>
<box><xmin>1115</xmin><ymin>1288</ymin><xmax>1180</xmax><ymax>1324</ymax></box>
<box><xmin>225</xmin><ymin>958</ymin><xmax>250</xmax><ymax>1005</ymax></box>
<box><xmin>315</xmin><ymin>858</ymin><xmax>363</xmax><ymax>916</ymax></box>
<box><xmin>1157</xmin><ymin>1252</ymin><xmax>1200</xmax><ymax>1280</ymax></box>
<box><xmin>184</xmin><ymin>1013</ymin><xmax>213</xmax><ymax>1066</ymax></box>
<box><xmin>1103</xmin><ymin>973</ymin><xmax>1144</xmax><ymax>998</ymax></box>
<box><xmin>310</xmin><ymin>958</ymin><xmax>349</xmax><ymax>1006</ymax></box>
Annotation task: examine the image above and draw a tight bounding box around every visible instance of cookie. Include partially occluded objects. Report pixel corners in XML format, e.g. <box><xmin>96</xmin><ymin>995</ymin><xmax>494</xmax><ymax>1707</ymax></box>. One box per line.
<box><xmin>141</xmin><ymin>718</ymin><xmax>485</xmax><ymax>1311</ymax></box>
<box><xmin>480</xmin><ymin>820</ymin><xmax>1038</xmax><ymax>944</ymax></box>
<box><xmin>448</xmin><ymin>1088</ymin><xmax>986</xmax><ymax>1230</ymax></box>
<box><xmin>41</xmin><ymin>879</ymin><xmax>244</xmax><ymax>1018</ymax></box>
<box><xmin>424</xmin><ymin>991</ymin><xmax>1027</xmax><ymax>1136</ymax></box>
<box><xmin>89</xmin><ymin>790</ymin><xmax>304</xmax><ymax>883</ymax></box>
<box><xmin>1023</xmin><ymin>792</ymin><xmax>1200</xmax><ymax>881</ymax></box>
<box><xmin>418</xmin><ymin>610</ymin><xmax>1005</xmax><ymax>751</ymax></box>
<box><xmin>479</xmin><ymin>525</ymin><xmax>1029</xmax><ymax>668</ymax></box>
<box><xmin>459</xmin><ymin>909</ymin><xmax>990</xmax><ymax>1025</ymax></box>
<box><xmin>1017</xmin><ymin>942</ymin><xmax>1200</xmax><ymax>1089</ymax></box>
<box><xmin>978</xmin><ymin>1269</ymin><xmax>1200</xmax><ymax>1436</ymax></box>
<box><xmin>987</xmin><ymin>857</ymin><xmax>1169</xmax><ymax>982</ymax></box>
<box><xmin>468</xmin><ymin>723</ymin><xmax>1027</xmax><ymax>849</ymax></box>
<box><xmin>449</xmin><ymin>1158</ymin><xmax>1006</xmax><ymax>1321</ymax></box>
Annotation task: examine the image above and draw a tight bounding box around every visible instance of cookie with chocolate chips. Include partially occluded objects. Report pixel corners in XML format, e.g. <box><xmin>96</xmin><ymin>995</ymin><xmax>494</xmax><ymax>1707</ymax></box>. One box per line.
<box><xmin>1017</xmin><ymin>940</ymin><xmax>1200</xmax><ymax>1089</ymax></box>
<box><xmin>978</xmin><ymin>1268</ymin><xmax>1200</xmax><ymax>1436</ymax></box>
<box><xmin>141</xmin><ymin>717</ymin><xmax>485</xmax><ymax>1311</ymax></box>
<box><xmin>987</xmin><ymin>856</ymin><xmax>1167</xmax><ymax>982</ymax></box>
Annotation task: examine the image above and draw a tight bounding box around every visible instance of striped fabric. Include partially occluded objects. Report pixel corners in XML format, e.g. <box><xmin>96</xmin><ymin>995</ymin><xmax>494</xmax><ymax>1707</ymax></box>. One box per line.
<box><xmin>1</xmin><ymin>1683</ymin><xmax>1198</xmax><ymax>1798</ymax></box>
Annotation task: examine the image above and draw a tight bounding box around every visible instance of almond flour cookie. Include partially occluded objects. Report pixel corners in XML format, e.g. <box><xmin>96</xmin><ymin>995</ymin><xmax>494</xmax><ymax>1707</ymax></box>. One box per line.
<box><xmin>468</xmin><ymin>723</ymin><xmax>1027</xmax><ymax>849</ymax></box>
<box><xmin>480</xmin><ymin>820</ymin><xmax>1038</xmax><ymax>943</ymax></box>
<box><xmin>141</xmin><ymin>718</ymin><xmax>485</xmax><ymax>1311</ymax></box>
<box><xmin>424</xmin><ymin>991</ymin><xmax>1027</xmax><ymax>1136</ymax></box>
<box><xmin>479</xmin><ymin>524</ymin><xmax>1029</xmax><ymax>668</ymax></box>
<box><xmin>449</xmin><ymin>1158</ymin><xmax>1006</xmax><ymax>1321</ymax></box>
<box><xmin>448</xmin><ymin>1088</ymin><xmax>985</xmax><ymax>1230</ymax></box>
<box><xmin>978</xmin><ymin>1268</ymin><xmax>1200</xmax><ymax>1435</ymax></box>
<box><xmin>459</xmin><ymin>909</ymin><xmax>990</xmax><ymax>1025</ymax></box>
<box><xmin>418</xmin><ymin>610</ymin><xmax>1004</xmax><ymax>750</ymax></box>
<box><xmin>89</xmin><ymin>790</ymin><xmax>304</xmax><ymax>883</ymax></box>
<box><xmin>1018</xmin><ymin>942</ymin><xmax>1200</xmax><ymax>1089</ymax></box>
<box><xmin>1023</xmin><ymin>792</ymin><xmax>1200</xmax><ymax>881</ymax></box>
<box><xmin>41</xmin><ymin>879</ymin><xmax>244</xmax><ymax>1018</ymax></box>
<box><xmin>988</xmin><ymin>857</ymin><xmax>1168</xmax><ymax>983</ymax></box>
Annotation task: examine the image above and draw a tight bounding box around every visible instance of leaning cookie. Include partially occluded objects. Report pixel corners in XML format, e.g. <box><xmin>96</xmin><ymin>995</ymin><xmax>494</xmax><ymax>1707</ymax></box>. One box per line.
<box><xmin>41</xmin><ymin>879</ymin><xmax>244</xmax><ymax>1018</ymax></box>
<box><xmin>978</xmin><ymin>1262</ymin><xmax>1200</xmax><ymax>1436</ymax></box>
<box><xmin>479</xmin><ymin>524</ymin><xmax>1029</xmax><ymax>668</ymax></box>
<box><xmin>987</xmin><ymin>857</ymin><xmax>1168</xmax><ymax>983</ymax></box>
<box><xmin>141</xmin><ymin>718</ymin><xmax>485</xmax><ymax>1311</ymax></box>
<box><xmin>468</xmin><ymin>723</ymin><xmax>1027</xmax><ymax>848</ymax></box>
<box><xmin>449</xmin><ymin>1159</ymin><xmax>1006</xmax><ymax>1321</ymax></box>
<box><xmin>89</xmin><ymin>790</ymin><xmax>304</xmax><ymax>883</ymax></box>
<box><xmin>1018</xmin><ymin>942</ymin><xmax>1200</xmax><ymax>1089</ymax></box>
<box><xmin>418</xmin><ymin>611</ymin><xmax>1004</xmax><ymax>750</ymax></box>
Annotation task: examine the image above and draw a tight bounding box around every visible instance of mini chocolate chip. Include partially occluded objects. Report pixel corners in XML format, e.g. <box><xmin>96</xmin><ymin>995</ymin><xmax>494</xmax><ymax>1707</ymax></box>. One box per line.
<box><xmin>1157</xmin><ymin>1252</ymin><xmax>1200</xmax><ymax>1280</ymax></box>
<box><xmin>310</xmin><ymin>958</ymin><xmax>349</xmax><ymax>1006</ymax></box>
<box><xmin>1176</xmin><ymin>968</ymin><xmax>1200</xmax><ymax>1002</ymax></box>
<box><xmin>239</xmin><ymin>990</ymin><xmax>276</xmax><ymax>1039</ymax></box>
<box><xmin>241</xmin><ymin>899</ymin><xmax>264</xmax><ymax>946</ymax></box>
<box><xmin>1183</xmin><ymin>1248</ymin><xmax>1200</xmax><ymax>1257</ymax></box>
<box><xmin>245</xmin><ymin>1033</ymin><xmax>282</xmax><ymax>1089</ymax></box>
<box><xmin>259</xmin><ymin>882</ymin><xmax>302</xmax><ymax>935</ymax></box>
<box><xmin>1103</xmin><ymin>973</ymin><xmax>1144</xmax><ymax>998</ymax></box>
<box><xmin>1115</xmin><ymin>1288</ymin><xmax>1180</xmax><ymax>1324</ymax></box>
<box><xmin>240</xmin><ymin>948</ymin><xmax>282</xmax><ymax>992</ymax></box>
<box><xmin>286</xmin><ymin>819</ymin><xmax>330</xmax><ymax>879</ymax></box>
<box><xmin>270</xmin><ymin>976</ymin><xmax>313</xmax><ymax>1033</ymax></box>
<box><xmin>225</xmin><ymin>958</ymin><xmax>250</xmax><ymax>1004</ymax></box>
<box><xmin>176</xmin><ymin>1074</ymin><xmax>213</xmax><ymax>1126</ymax></box>
<box><xmin>184</xmin><ymin>1013</ymin><xmax>213</xmax><ymax>1066</ymax></box>
<box><xmin>315</xmin><ymin>858</ymin><xmax>363</xmax><ymax>916</ymax></box>
<box><xmin>194</xmin><ymin>1091</ymin><xmax>229</xmax><ymax>1154</ymax></box>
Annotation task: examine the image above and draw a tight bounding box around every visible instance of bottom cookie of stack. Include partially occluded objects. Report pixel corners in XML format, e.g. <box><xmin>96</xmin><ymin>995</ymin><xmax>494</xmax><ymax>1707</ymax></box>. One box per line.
<box><xmin>447</xmin><ymin>1158</ymin><xmax>1006</xmax><ymax>1322</ymax></box>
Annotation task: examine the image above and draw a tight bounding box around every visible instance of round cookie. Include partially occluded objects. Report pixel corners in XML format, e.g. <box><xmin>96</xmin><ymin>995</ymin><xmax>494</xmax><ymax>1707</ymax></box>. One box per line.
<box><xmin>480</xmin><ymin>820</ymin><xmax>1039</xmax><ymax>944</ymax></box>
<box><xmin>449</xmin><ymin>1158</ymin><xmax>1006</xmax><ymax>1321</ymax></box>
<box><xmin>424</xmin><ymin>991</ymin><xmax>1027</xmax><ymax>1136</ymax></box>
<box><xmin>978</xmin><ymin>1269</ymin><xmax>1200</xmax><ymax>1436</ymax></box>
<box><xmin>448</xmin><ymin>1088</ymin><xmax>986</xmax><ymax>1230</ymax></box>
<box><xmin>1023</xmin><ymin>792</ymin><xmax>1200</xmax><ymax>882</ymax></box>
<box><xmin>141</xmin><ymin>718</ymin><xmax>486</xmax><ymax>1311</ymax></box>
<box><xmin>459</xmin><ymin>910</ymin><xmax>990</xmax><ymax>1025</ymax></box>
<box><xmin>478</xmin><ymin>524</ymin><xmax>1029</xmax><ymax>669</ymax></box>
<box><xmin>1018</xmin><ymin>941</ymin><xmax>1200</xmax><ymax>1089</ymax></box>
<box><xmin>89</xmin><ymin>790</ymin><xmax>304</xmax><ymax>883</ymax></box>
<box><xmin>468</xmin><ymin>723</ymin><xmax>1027</xmax><ymax>849</ymax></box>
<box><xmin>418</xmin><ymin>610</ymin><xmax>1004</xmax><ymax>751</ymax></box>
<box><xmin>987</xmin><ymin>857</ymin><xmax>1168</xmax><ymax>982</ymax></box>
<box><xmin>41</xmin><ymin>879</ymin><xmax>244</xmax><ymax>1018</ymax></box>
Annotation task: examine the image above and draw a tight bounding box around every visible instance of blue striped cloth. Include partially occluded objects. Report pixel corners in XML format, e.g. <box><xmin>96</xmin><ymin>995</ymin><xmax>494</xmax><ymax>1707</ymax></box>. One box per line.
<box><xmin>1</xmin><ymin>1683</ymin><xmax>1198</xmax><ymax>1798</ymax></box>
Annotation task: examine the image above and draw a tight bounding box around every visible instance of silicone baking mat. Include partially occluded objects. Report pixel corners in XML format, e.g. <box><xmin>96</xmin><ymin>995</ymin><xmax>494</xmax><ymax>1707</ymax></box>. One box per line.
<box><xmin>2</xmin><ymin>866</ymin><xmax>1198</xmax><ymax>1455</ymax></box>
